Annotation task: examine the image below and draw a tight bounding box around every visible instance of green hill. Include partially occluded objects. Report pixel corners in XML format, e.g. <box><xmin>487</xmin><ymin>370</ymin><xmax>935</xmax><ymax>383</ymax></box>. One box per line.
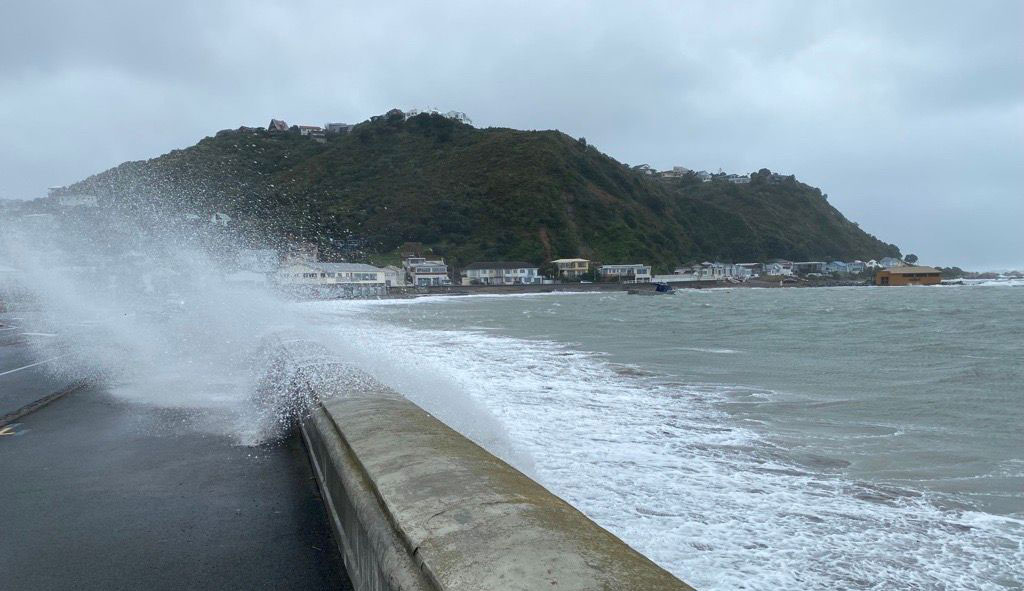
<box><xmin>66</xmin><ymin>111</ymin><xmax>900</xmax><ymax>271</ymax></box>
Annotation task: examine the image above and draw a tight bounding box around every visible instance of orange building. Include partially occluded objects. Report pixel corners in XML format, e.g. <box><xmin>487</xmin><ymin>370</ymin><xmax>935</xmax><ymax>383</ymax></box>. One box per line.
<box><xmin>875</xmin><ymin>266</ymin><xmax>942</xmax><ymax>286</ymax></box>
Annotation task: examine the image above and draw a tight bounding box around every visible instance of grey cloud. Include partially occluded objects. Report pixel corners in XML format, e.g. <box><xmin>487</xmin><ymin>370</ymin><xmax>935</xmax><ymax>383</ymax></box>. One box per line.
<box><xmin>1</xmin><ymin>0</ymin><xmax>1021</xmax><ymax>269</ymax></box>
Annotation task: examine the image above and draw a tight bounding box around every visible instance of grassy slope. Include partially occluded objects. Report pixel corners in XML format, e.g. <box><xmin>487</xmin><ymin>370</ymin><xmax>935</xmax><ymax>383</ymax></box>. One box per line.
<box><xmin>68</xmin><ymin>113</ymin><xmax>900</xmax><ymax>271</ymax></box>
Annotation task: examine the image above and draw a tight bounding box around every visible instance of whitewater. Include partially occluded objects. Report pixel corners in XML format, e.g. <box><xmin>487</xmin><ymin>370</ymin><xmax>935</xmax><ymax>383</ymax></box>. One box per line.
<box><xmin>306</xmin><ymin>288</ymin><xmax>1023</xmax><ymax>590</ymax></box>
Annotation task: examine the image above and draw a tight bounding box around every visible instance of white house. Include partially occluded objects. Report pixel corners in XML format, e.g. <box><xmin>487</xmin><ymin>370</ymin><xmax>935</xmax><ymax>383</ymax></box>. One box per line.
<box><xmin>670</xmin><ymin>262</ymin><xmax>739</xmax><ymax>281</ymax></box>
<box><xmin>879</xmin><ymin>257</ymin><xmax>905</xmax><ymax>268</ymax></box>
<box><xmin>598</xmin><ymin>264</ymin><xmax>652</xmax><ymax>283</ymax></box>
<box><xmin>793</xmin><ymin>261</ymin><xmax>827</xmax><ymax>274</ymax></box>
<box><xmin>847</xmin><ymin>260</ymin><xmax>867</xmax><ymax>274</ymax></box>
<box><xmin>382</xmin><ymin>265</ymin><xmax>405</xmax><ymax>287</ymax></box>
<box><xmin>737</xmin><ymin>263</ymin><xmax>763</xmax><ymax>277</ymax></box>
<box><xmin>762</xmin><ymin>262</ymin><xmax>794</xmax><ymax>276</ymax></box>
<box><xmin>826</xmin><ymin>261</ymin><xmax>849</xmax><ymax>274</ymax></box>
<box><xmin>462</xmin><ymin>261</ymin><xmax>541</xmax><ymax>285</ymax></box>
<box><xmin>276</xmin><ymin>262</ymin><xmax>386</xmax><ymax>286</ymax></box>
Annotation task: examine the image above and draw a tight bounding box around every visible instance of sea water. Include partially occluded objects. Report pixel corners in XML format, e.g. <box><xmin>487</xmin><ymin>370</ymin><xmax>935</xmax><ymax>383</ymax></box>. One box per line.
<box><xmin>313</xmin><ymin>286</ymin><xmax>1023</xmax><ymax>590</ymax></box>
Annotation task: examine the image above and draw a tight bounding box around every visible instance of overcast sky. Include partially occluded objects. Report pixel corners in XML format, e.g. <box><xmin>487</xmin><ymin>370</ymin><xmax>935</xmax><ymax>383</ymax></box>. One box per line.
<box><xmin>1</xmin><ymin>1</ymin><xmax>1020</xmax><ymax>269</ymax></box>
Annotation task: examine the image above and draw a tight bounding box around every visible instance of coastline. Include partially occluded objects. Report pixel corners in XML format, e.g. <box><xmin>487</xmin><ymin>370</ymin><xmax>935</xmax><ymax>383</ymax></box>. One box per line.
<box><xmin>302</xmin><ymin>276</ymin><xmax>872</xmax><ymax>301</ymax></box>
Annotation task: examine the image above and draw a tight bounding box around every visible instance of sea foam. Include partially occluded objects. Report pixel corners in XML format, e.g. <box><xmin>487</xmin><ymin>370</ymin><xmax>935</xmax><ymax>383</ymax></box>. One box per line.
<box><xmin>318</xmin><ymin>298</ymin><xmax>1023</xmax><ymax>591</ymax></box>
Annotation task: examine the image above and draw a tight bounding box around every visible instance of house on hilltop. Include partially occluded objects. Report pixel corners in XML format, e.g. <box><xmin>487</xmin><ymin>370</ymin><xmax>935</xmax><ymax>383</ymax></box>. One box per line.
<box><xmin>268</xmin><ymin>119</ymin><xmax>289</xmax><ymax>132</ymax></box>
<box><xmin>296</xmin><ymin>125</ymin><xmax>326</xmax><ymax>142</ymax></box>
<box><xmin>325</xmin><ymin>123</ymin><xmax>354</xmax><ymax>134</ymax></box>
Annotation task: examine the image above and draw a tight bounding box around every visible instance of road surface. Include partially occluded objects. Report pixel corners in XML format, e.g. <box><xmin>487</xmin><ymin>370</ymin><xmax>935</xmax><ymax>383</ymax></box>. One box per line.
<box><xmin>0</xmin><ymin>315</ymin><xmax>351</xmax><ymax>590</ymax></box>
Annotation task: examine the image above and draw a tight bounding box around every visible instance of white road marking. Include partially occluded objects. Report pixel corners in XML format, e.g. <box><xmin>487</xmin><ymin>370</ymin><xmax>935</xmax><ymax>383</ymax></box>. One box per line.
<box><xmin>0</xmin><ymin>356</ymin><xmax>65</xmax><ymax>378</ymax></box>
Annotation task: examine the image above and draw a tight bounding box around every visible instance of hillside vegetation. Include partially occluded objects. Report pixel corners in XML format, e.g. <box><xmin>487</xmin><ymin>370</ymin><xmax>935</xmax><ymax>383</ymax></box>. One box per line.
<box><xmin>67</xmin><ymin>111</ymin><xmax>900</xmax><ymax>271</ymax></box>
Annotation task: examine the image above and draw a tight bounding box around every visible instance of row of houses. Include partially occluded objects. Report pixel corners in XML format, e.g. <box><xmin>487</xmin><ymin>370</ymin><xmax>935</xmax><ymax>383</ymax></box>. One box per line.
<box><xmin>653</xmin><ymin>257</ymin><xmax>911</xmax><ymax>283</ymax></box>
<box><xmin>233</xmin><ymin>241</ymin><xmax>916</xmax><ymax>294</ymax></box>
<box><xmin>262</xmin><ymin>254</ymin><xmax>655</xmax><ymax>291</ymax></box>
<box><xmin>267</xmin><ymin>119</ymin><xmax>355</xmax><ymax>142</ymax></box>
<box><xmin>267</xmin><ymin>110</ymin><xmax>471</xmax><ymax>143</ymax></box>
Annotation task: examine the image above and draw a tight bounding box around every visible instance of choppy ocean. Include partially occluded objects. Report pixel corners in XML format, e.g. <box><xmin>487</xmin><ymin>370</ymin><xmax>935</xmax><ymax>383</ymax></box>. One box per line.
<box><xmin>310</xmin><ymin>284</ymin><xmax>1023</xmax><ymax>590</ymax></box>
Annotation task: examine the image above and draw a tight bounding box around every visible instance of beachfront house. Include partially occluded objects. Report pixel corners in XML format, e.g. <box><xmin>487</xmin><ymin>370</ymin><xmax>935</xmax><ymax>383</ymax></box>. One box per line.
<box><xmin>598</xmin><ymin>264</ymin><xmax>652</xmax><ymax>283</ymax></box>
<box><xmin>403</xmin><ymin>257</ymin><xmax>451</xmax><ymax>286</ymax></box>
<box><xmin>663</xmin><ymin>262</ymin><xmax>745</xmax><ymax>280</ymax></box>
<box><xmin>551</xmin><ymin>258</ymin><xmax>590</xmax><ymax>279</ymax></box>
<box><xmin>879</xmin><ymin>257</ymin><xmax>905</xmax><ymax>269</ymax></box>
<box><xmin>762</xmin><ymin>262</ymin><xmax>794</xmax><ymax>276</ymax></box>
<box><xmin>793</xmin><ymin>261</ymin><xmax>827</xmax><ymax>274</ymax></box>
<box><xmin>382</xmin><ymin>265</ymin><xmax>405</xmax><ymax>287</ymax></box>
<box><xmin>276</xmin><ymin>262</ymin><xmax>386</xmax><ymax>287</ymax></box>
<box><xmin>462</xmin><ymin>261</ymin><xmax>541</xmax><ymax>285</ymax></box>
<box><xmin>875</xmin><ymin>266</ymin><xmax>942</xmax><ymax>286</ymax></box>
<box><xmin>826</xmin><ymin>261</ymin><xmax>849</xmax><ymax>274</ymax></box>
<box><xmin>847</xmin><ymin>260</ymin><xmax>867</xmax><ymax>274</ymax></box>
<box><xmin>737</xmin><ymin>263</ymin><xmax>763</xmax><ymax>277</ymax></box>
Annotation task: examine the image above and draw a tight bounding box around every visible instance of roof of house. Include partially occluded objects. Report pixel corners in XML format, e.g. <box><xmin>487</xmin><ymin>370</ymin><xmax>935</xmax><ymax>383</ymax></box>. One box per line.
<box><xmin>314</xmin><ymin>263</ymin><xmax>381</xmax><ymax>273</ymax></box>
<box><xmin>410</xmin><ymin>262</ymin><xmax>448</xmax><ymax>270</ymax></box>
<box><xmin>880</xmin><ymin>266</ymin><xmax>941</xmax><ymax>274</ymax></box>
<box><xmin>464</xmin><ymin>261</ymin><xmax>537</xmax><ymax>270</ymax></box>
<box><xmin>551</xmin><ymin>258</ymin><xmax>589</xmax><ymax>263</ymax></box>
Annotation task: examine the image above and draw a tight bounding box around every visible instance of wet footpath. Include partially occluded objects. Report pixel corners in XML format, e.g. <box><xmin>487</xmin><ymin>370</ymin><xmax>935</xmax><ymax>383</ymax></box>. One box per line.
<box><xmin>0</xmin><ymin>313</ymin><xmax>351</xmax><ymax>590</ymax></box>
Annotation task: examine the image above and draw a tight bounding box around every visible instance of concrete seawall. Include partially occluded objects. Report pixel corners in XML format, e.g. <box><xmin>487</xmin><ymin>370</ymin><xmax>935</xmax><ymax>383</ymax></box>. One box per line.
<box><xmin>294</xmin><ymin>365</ymin><xmax>694</xmax><ymax>590</ymax></box>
